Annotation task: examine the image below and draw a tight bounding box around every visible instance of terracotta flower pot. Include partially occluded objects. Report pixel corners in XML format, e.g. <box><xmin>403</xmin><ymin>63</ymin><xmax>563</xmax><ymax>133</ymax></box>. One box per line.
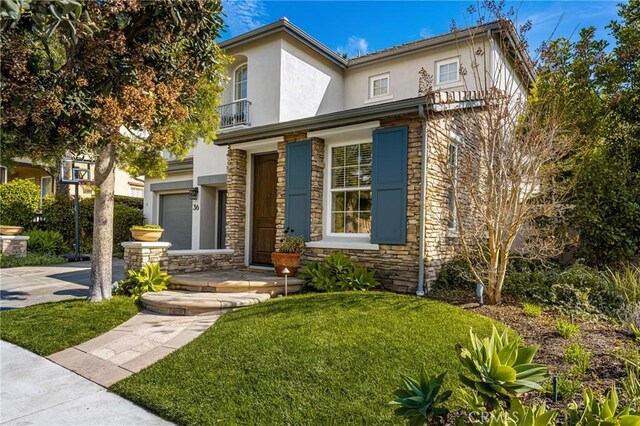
<box><xmin>0</xmin><ymin>225</ymin><xmax>23</xmax><ymax>236</ymax></box>
<box><xmin>130</xmin><ymin>228</ymin><xmax>164</xmax><ymax>242</ymax></box>
<box><xmin>271</xmin><ymin>252</ymin><xmax>301</xmax><ymax>277</ymax></box>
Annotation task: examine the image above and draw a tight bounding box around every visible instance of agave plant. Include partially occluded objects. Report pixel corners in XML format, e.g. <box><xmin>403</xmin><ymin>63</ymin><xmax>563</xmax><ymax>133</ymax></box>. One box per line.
<box><xmin>457</xmin><ymin>326</ymin><xmax>549</xmax><ymax>411</ymax></box>
<box><xmin>390</xmin><ymin>368</ymin><xmax>452</xmax><ymax>425</ymax></box>
<box><xmin>484</xmin><ymin>399</ymin><xmax>557</xmax><ymax>426</ymax></box>
<box><xmin>566</xmin><ymin>385</ymin><xmax>640</xmax><ymax>425</ymax></box>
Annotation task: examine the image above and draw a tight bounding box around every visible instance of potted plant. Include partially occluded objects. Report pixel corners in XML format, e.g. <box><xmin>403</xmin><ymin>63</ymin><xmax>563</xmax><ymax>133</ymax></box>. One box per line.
<box><xmin>271</xmin><ymin>227</ymin><xmax>305</xmax><ymax>277</ymax></box>
<box><xmin>130</xmin><ymin>224</ymin><xmax>164</xmax><ymax>242</ymax></box>
<box><xmin>0</xmin><ymin>225</ymin><xmax>23</xmax><ymax>236</ymax></box>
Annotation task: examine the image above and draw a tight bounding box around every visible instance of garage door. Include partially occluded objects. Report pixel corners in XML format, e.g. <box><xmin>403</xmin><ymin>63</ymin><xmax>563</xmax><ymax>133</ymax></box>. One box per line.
<box><xmin>160</xmin><ymin>193</ymin><xmax>192</xmax><ymax>250</ymax></box>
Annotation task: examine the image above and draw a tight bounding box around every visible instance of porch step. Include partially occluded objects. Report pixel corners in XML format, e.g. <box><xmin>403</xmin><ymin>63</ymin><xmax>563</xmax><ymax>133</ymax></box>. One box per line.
<box><xmin>169</xmin><ymin>271</ymin><xmax>303</xmax><ymax>297</ymax></box>
<box><xmin>140</xmin><ymin>290</ymin><xmax>271</xmax><ymax>316</ymax></box>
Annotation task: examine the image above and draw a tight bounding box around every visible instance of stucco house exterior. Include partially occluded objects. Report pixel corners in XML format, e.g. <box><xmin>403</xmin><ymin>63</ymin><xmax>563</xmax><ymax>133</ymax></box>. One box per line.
<box><xmin>142</xmin><ymin>18</ymin><xmax>533</xmax><ymax>294</ymax></box>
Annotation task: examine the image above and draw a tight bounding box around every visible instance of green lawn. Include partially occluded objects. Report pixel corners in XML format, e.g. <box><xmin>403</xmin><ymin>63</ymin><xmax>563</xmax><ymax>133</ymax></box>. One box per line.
<box><xmin>112</xmin><ymin>292</ymin><xmax>503</xmax><ymax>425</ymax></box>
<box><xmin>0</xmin><ymin>297</ymin><xmax>140</xmax><ymax>356</ymax></box>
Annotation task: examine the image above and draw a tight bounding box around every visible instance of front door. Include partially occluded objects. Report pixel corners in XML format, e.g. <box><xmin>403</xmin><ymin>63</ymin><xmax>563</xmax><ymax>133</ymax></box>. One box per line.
<box><xmin>251</xmin><ymin>153</ymin><xmax>277</xmax><ymax>265</ymax></box>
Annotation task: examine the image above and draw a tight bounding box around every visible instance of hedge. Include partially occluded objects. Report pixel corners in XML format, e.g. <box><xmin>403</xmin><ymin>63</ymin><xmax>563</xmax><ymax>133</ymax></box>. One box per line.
<box><xmin>41</xmin><ymin>195</ymin><xmax>144</xmax><ymax>256</ymax></box>
<box><xmin>0</xmin><ymin>179</ymin><xmax>40</xmax><ymax>228</ymax></box>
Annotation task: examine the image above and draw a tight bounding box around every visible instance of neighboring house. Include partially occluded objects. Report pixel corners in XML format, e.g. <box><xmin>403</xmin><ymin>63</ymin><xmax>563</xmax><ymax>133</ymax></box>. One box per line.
<box><xmin>143</xmin><ymin>18</ymin><xmax>533</xmax><ymax>293</ymax></box>
<box><xmin>1</xmin><ymin>158</ymin><xmax>145</xmax><ymax>202</ymax></box>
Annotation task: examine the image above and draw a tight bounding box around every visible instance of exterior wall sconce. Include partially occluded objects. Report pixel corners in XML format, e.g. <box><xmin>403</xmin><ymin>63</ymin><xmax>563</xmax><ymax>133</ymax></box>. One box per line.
<box><xmin>189</xmin><ymin>187</ymin><xmax>199</xmax><ymax>200</ymax></box>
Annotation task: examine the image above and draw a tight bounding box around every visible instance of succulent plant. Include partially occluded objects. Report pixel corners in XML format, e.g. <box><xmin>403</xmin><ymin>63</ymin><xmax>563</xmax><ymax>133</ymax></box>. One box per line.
<box><xmin>566</xmin><ymin>385</ymin><xmax>640</xmax><ymax>425</ymax></box>
<box><xmin>390</xmin><ymin>368</ymin><xmax>452</xmax><ymax>425</ymax></box>
<box><xmin>457</xmin><ymin>326</ymin><xmax>549</xmax><ymax>411</ymax></box>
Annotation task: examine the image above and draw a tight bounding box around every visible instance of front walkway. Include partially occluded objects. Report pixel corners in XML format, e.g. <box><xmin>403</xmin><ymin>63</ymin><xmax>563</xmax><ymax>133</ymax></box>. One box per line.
<box><xmin>0</xmin><ymin>341</ymin><xmax>170</xmax><ymax>425</ymax></box>
<box><xmin>48</xmin><ymin>310</ymin><xmax>220</xmax><ymax>387</ymax></box>
<box><xmin>0</xmin><ymin>259</ymin><xmax>124</xmax><ymax>310</ymax></box>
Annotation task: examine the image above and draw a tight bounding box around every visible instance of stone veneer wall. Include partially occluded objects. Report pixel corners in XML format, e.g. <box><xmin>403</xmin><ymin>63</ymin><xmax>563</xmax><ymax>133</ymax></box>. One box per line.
<box><xmin>225</xmin><ymin>148</ymin><xmax>247</xmax><ymax>266</ymax></box>
<box><xmin>166</xmin><ymin>251</ymin><xmax>234</xmax><ymax>274</ymax></box>
<box><xmin>122</xmin><ymin>242</ymin><xmax>170</xmax><ymax>278</ymax></box>
<box><xmin>0</xmin><ymin>236</ymin><xmax>29</xmax><ymax>257</ymax></box>
<box><xmin>221</xmin><ymin>113</ymin><xmax>466</xmax><ymax>293</ymax></box>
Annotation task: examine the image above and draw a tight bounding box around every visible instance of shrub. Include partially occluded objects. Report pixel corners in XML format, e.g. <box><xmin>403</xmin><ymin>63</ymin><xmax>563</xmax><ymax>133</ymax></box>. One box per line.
<box><xmin>0</xmin><ymin>253</ymin><xmax>67</xmax><ymax>268</ymax></box>
<box><xmin>114</xmin><ymin>263</ymin><xmax>171</xmax><ymax>301</ymax></box>
<box><xmin>563</xmin><ymin>342</ymin><xmax>592</xmax><ymax>378</ymax></box>
<box><xmin>457</xmin><ymin>326</ymin><xmax>549</xmax><ymax>411</ymax></box>
<box><xmin>605</xmin><ymin>265</ymin><xmax>640</xmax><ymax>305</ymax></box>
<box><xmin>390</xmin><ymin>368</ymin><xmax>451</xmax><ymax>424</ymax></box>
<box><xmin>114</xmin><ymin>195</ymin><xmax>143</xmax><ymax>209</ymax></box>
<box><xmin>131</xmin><ymin>224</ymin><xmax>162</xmax><ymax>230</ymax></box>
<box><xmin>523</xmin><ymin>303</ymin><xmax>543</xmax><ymax>317</ymax></box>
<box><xmin>299</xmin><ymin>252</ymin><xmax>378</xmax><ymax>292</ymax></box>
<box><xmin>41</xmin><ymin>195</ymin><xmax>75</xmax><ymax>242</ymax></box>
<box><xmin>279</xmin><ymin>236</ymin><xmax>305</xmax><ymax>254</ymax></box>
<box><xmin>433</xmin><ymin>257</ymin><xmax>476</xmax><ymax>291</ymax></box>
<box><xmin>622</xmin><ymin>361</ymin><xmax>640</xmax><ymax>410</ymax></box>
<box><xmin>619</xmin><ymin>303</ymin><xmax>640</xmax><ymax>341</ymax></box>
<box><xmin>0</xmin><ymin>179</ymin><xmax>40</xmax><ymax>228</ymax></box>
<box><xmin>24</xmin><ymin>229</ymin><xmax>69</xmax><ymax>255</ymax></box>
<box><xmin>555</xmin><ymin>319</ymin><xmax>580</xmax><ymax>338</ymax></box>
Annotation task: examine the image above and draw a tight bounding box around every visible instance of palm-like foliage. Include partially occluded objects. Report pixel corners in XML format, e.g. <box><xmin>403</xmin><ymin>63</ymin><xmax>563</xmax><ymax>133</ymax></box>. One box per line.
<box><xmin>457</xmin><ymin>326</ymin><xmax>549</xmax><ymax>410</ymax></box>
<box><xmin>566</xmin><ymin>385</ymin><xmax>640</xmax><ymax>426</ymax></box>
<box><xmin>390</xmin><ymin>368</ymin><xmax>452</xmax><ymax>425</ymax></box>
<box><xmin>115</xmin><ymin>263</ymin><xmax>171</xmax><ymax>301</ymax></box>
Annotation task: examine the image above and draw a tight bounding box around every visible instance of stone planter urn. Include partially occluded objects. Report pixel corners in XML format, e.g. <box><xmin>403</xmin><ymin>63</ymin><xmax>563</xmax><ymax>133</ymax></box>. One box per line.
<box><xmin>0</xmin><ymin>225</ymin><xmax>23</xmax><ymax>236</ymax></box>
<box><xmin>271</xmin><ymin>252</ymin><xmax>301</xmax><ymax>277</ymax></box>
<box><xmin>130</xmin><ymin>227</ymin><xmax>164</xmax><ymax>242</ymax></box>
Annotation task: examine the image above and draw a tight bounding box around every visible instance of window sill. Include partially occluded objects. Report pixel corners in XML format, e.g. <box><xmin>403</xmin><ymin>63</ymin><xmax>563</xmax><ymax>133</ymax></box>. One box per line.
<box><xmin>363</xmin><ymin>94</ymin><xmax>394</xmax><ymax>105</ymax></box>
<box><xmin>306</xmin><ymin>237</ymin><xmax>379</xmax><ymax>251</ymax></box>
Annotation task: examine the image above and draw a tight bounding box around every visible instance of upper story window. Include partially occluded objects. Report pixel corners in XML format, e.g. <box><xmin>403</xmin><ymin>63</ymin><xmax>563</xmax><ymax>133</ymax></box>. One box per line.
<box><xmin>329</xmin><ymin>141</ymin><xmax>372</xmax><ymax>235</ymax></box>
<box><xmin>234</xmin><ymin>64</ymin><xmax>247</xmax><ymax>100</ymax></box>
<box><xmin>369</xmin><ymin>73</ymin><xmax>389</xmax><ymax>98</ymax></box>
<box><xmin>436</xmin><ymin>58</ymin><xmax>459</xmax><ymax>85</ymax></box>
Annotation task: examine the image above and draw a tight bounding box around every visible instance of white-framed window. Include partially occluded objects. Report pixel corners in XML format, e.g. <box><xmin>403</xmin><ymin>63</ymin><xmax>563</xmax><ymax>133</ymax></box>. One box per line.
<box><xmin>40</xmin><ymin>176</ymin><xmax>52</xmax><ymax>205</ymax></box>
<box><xmin>447</xmin><ymin>143</ymin><xmax>458</xmax><ymax>231</ymax></box>
<box><xmin>234</xmin><ymin>64</ymin><xmax>247</xmax><ymax>101</ymax></box>
<box><xmin>436</xmin><ymin>58</ymin><xmax>459</xmax><ymax>85</ymax></box>
<box><xmin>328</xmin><ymin>140</ymin><xmax>373</xmax><ymax>235</ymax></box>
<box><xmin>0</xmin><ymin>166</ymin><xmax>7</xmax><ymax>183</ymax></box>
<box><xmin>130</xmin><ymin>186</ymin><xmax>144</xmax><ymax>198</ymax></box>
<box><xmin>368</xmin><ymin>73</ymin><xmax>389</xmax><ymax>98</ymax></box>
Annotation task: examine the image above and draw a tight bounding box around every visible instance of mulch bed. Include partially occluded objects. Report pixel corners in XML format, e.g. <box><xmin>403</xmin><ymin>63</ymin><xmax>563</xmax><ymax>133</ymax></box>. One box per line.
<box><xmin>431</xmin><ymin>290</ymin><xmax>638</xmax><ymax>407</ymax></box>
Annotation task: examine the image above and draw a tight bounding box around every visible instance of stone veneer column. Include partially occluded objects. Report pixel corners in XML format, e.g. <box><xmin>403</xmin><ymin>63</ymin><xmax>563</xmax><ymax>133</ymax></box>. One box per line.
<box><xmin>0</xmin><ymin>236</ymin><xmax>29</xmax><ymax>257</ymax></box>
<box><xmin>121</xmin><ymin>241</ymin><xmax>171</xmax><ymax>278</ymax></box>
<box><xmin>225</xmin><ymin>148</ymin><xmax>247</xmax><ymax>266</ymax></box>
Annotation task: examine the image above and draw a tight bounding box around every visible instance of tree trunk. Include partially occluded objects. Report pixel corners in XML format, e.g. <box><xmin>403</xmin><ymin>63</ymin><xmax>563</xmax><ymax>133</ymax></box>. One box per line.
<box><xmin>89</xmin><ymin>143</ymin><xmax>116</xmax><ymax>302</ymax></box>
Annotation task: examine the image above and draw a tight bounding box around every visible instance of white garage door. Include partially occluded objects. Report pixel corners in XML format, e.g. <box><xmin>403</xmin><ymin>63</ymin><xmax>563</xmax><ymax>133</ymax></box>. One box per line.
<box><xmin>160</xmin><ymin>193</ymin><xmax>192</xmax><ymax>250</ymax></box>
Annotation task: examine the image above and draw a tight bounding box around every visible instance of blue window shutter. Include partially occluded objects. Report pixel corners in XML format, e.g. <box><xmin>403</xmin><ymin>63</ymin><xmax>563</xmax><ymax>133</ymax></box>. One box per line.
<box><xmin>285</xmin><ymin>140</ymin><xmax>312</xmax><ymax>241</ymax></box>
<box><xmin>371</xmin><ymin>126</ymin><xmax>408</xmax><ymax>244</ymax></box>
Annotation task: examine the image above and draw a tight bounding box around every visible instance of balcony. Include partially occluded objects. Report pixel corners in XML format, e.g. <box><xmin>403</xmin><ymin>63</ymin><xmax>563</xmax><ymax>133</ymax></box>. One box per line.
<box><xmin>217</xmin><ymin>99</ymin><xmax>251</xmax><ymax>129</ymax></box>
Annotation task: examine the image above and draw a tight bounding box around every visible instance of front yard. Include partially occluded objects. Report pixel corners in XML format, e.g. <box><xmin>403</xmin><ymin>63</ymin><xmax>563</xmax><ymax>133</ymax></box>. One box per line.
<box><xmin>111</xmin><ymin>292</ymin><xmax>501</xmax><ymax>425</ymax></box>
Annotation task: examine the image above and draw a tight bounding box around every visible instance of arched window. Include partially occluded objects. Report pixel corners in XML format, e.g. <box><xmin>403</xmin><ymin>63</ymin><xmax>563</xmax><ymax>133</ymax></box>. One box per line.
<box><xmin>234</xmin><ymin>64</ymin><xmax>247</xmax><ymax>101</ymax></box>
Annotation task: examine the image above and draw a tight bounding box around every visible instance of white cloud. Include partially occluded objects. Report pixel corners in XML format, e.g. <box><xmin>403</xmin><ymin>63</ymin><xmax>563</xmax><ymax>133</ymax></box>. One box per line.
<box><xmin>222</xmin><ymin>0</ymin><xmax>269</xmax><ymax>37</ymax></box>
<box><xmin>337</xmin><ymin>36</ymin><xmax>369</xmax><ymax>58</ymax></box>
<box><xmin>419</xmin><ymin>27</ymin><xmax>433</xmax><ymax>38</ymax></box>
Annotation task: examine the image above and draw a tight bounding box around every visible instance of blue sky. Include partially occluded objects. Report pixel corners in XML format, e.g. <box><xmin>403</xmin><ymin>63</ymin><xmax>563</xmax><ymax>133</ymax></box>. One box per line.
<box><xmin>219</xmin><ymin>1</ymin><xmax>622</xmax><ymax>58</ymax></box>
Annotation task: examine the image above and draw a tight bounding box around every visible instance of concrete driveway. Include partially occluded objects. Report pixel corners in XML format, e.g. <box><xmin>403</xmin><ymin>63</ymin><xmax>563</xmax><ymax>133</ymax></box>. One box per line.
<box><xmin>0</xmin><ymin>259</ymin><xmax>124</xmax><ymax>310</ymax></box>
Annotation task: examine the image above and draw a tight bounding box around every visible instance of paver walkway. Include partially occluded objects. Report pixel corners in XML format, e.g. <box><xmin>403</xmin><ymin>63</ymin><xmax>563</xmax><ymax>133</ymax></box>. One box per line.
<box><xmin>0</xmin><ymin>259</ymin><xmax>124</xmax><ymax>310</ymax></box>
<box><xmin>48</xmin><ymin>310</ymin><xmax>220</xmax><ymax>387</ymax></box>
<box><xmin>1</xmin><ymin>341</ymin><xmax>170</xmax><ymax>425</ymax></box>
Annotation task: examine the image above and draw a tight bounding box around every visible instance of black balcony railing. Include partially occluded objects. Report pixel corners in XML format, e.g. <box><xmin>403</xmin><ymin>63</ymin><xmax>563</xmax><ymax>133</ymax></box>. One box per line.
<box><xmin>217</xmin><ymin>99</ymin><xmax>250</xmax><ymax>129</ymax></box>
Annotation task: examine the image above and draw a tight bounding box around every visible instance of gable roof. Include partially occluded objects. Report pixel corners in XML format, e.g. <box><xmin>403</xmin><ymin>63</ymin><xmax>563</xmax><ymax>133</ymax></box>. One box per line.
<box><xmin>219</xmin><ymin>18</ymin><xmax>535</xmax><ymax>83</ymax></box>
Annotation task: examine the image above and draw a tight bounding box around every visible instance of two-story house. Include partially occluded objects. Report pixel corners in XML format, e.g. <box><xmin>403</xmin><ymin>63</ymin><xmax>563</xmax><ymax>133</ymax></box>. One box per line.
<box><xmin>143</xmin><ymin>18</ymin><xmax>533</xmax><ymax>294</ymax></box>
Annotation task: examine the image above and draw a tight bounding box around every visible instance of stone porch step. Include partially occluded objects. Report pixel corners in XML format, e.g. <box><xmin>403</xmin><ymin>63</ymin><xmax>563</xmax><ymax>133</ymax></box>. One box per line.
<box><xmin>169</xmin><ymin>271</ymin><xmax>303</xmax><ymax>296</ymax></box>
<box><xmin>140</xmin><ymin>291</ymin><xmax>271</xmax><ymax>316</ymax></box>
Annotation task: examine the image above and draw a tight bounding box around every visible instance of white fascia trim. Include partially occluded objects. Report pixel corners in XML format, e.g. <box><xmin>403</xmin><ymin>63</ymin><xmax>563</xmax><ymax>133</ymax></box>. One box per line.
<box><xmin>231</xmin><ymin>136</ymin><xmax>284</xmax><ymax>151</ymax></box>
<box><xmin>307</xmin><ymin>121</ymin><xmax>380</xmax><ymax>139</ymax></box>
<box><xmin>306</xmin><ymin>238</ymin><xmax>379</xmax><ymax>251</ymax></box>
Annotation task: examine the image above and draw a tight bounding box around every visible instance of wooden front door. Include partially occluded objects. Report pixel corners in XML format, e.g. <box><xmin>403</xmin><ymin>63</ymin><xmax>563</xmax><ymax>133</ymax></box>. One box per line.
<box><xmin>251</xmin><ymin>153</ymin><xmax>277</xmax><ymax>265</ymax></box>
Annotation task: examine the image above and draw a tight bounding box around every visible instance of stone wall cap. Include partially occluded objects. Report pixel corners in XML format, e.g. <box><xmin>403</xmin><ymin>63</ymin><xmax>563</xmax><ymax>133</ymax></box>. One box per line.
<box><xmin>121</xmin><ymin>241</ymin><xmax>172</xmax><ymax>248</ymax></box>
<box><xmin>0</xmin><ymin>236</ymin><xmax>30</xmax><ymax>241</ymax></box>
<box><xmin>167</xmin><ymin>249</ymin><xmax>234</xmax><ymax>256</ymax></box>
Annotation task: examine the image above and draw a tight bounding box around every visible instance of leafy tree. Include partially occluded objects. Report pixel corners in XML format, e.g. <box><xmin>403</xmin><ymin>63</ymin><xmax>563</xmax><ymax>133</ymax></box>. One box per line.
<box><xmin>1</xmin><ymin>0</ymin><xmax>231</xmax><ymax>300</ymax></box>
<box><xmin>535</xmin><ymin>0</ymin><xmax>640</xmax><ymax>265</ymax></box>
